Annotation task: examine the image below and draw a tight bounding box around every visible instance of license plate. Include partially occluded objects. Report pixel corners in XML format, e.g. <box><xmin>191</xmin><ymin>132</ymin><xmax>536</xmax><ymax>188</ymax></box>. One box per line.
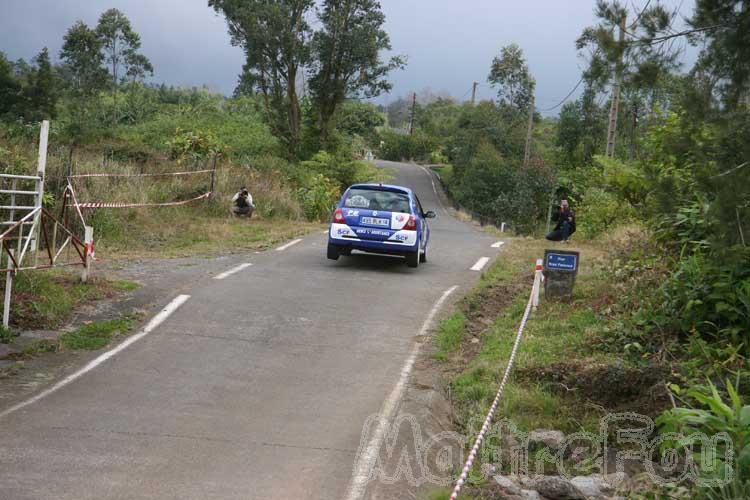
<box><xmin>361</xmin><ymin>217</ymin><xmax>389</xmax><ymax>227</ymax></box>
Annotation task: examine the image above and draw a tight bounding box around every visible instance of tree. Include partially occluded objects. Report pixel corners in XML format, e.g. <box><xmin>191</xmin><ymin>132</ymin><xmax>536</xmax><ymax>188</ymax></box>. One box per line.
<box><xmin>335</xmin><ymin>101</ymin><xmax>385</xmax><ymax>143</ymax></box>
<box><xmin>488</xmin><ymin>43</ymin><xmax>535</xmax><ymax>113</ymax></box>
<box><xmin>210</xmin><ymin>0</ymin><xmax>314</xmax><ymax>155</ymax></box>
<box><xmin>0</xmin><ymin>52</ymin><xmax>23</xmax><ymax>119</ymax></box>
<box><xmin>577</xmin><ymin>1</ymin><xmax>680</xmax><ymax>99</ymax></box>
<box><xmin>96</xmin><ymin>9</ymin><xmax>152</xmax><ymax>86</ymax></box>
<box><xmin>95</xmin><ymin>8</ymin><xmax>152</xmax><ymax>125</ymax></box>
<box><xmin>60</xmin><ymin>21</ymin><xmax>109</xmax><ymax>157</ymax></box>
<box><xmin>308</xmin><ymin>0</ymin><xmax>405</xmax><ymax>146</ymax></box>
<box><xmin>26</xmin><ymin>48</ymin><xmax>57</xmax><ymax>121</ymax></box>
<box><xmin>689</xmin><ymin>0</ymin><xmax>750</xmax><ymax>108</ymax></box>
<box><xmin>386</xmin><ymin>96</ymin><xmax>411</xmax><ymax>129</ymax></box>
<box><xmin>60</xmin><ymin>21</ymin><xmax>107</xmax><ymax>95</ymax></box>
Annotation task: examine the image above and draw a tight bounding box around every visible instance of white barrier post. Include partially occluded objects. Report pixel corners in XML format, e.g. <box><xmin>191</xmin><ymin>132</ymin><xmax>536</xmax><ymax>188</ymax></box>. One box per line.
<box><xmin>81</xmin><ymin>226</ymin><xmax>94</xmax><ymax>283</ymax></box>
<box><xmin>500</xmin><ymin>222</ymin><xmax>506</xmax><ymax>233</ymax></box>
<box><xmin>532</xmin><ymin>259</ymin><xmax>543</xmax><ymax>310</ymax></box>
<box><xmin>32</xmin><ymin>120</ymin><xmax>49</xmax><ymax>260</ymax></box>
<box><xmin>3</xmin><ymin>250</ymin><xmax>14</xmax><ymax>328</ymax></box>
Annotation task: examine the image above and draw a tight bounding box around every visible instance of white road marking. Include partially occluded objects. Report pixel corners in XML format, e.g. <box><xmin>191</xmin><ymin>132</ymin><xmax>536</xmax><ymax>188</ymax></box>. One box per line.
<box><xmin>491</xmin><ymin>241</ymin><xmax>505</xmax><ymax>248</ymax></box>
<box><xmin>416</xmin><ymin>164</ymin><xmax>449</xmax><ymax>215</ymax></box>
<box><xmin>0</xmin><ymin>294</ymin><xmax>190</xmax><ymax>419</ymax></box>
<box><xmin>345</xmin><ymin>285</ymin><xmax>458</xmax><ymax>500</ymax></box>
<box><xmin>276</xmin><ymin>238</ymin><xmax>302</xmax><ymax>251</ymax></box>
<box><xmin>471</xmin><ymin>256</ymin><xmax>490</xmax><ymax>271</ymax></box>
<box><xmin>213</xmin><ymin>263</ymin><xmax>253</xmax><ymax>280</ymax></box>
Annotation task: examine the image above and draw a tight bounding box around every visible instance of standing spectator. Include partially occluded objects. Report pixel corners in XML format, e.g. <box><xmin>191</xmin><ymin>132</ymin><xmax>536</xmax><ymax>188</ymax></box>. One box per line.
<box><xmin>231</xmin><ymin>187</ymin><xmax>254</xmax><ymax>218</ymax></box>
<box><xmin>546</xmin><ymin>199</ymin><xmax>576</xmax><ymax>242</ymax></box>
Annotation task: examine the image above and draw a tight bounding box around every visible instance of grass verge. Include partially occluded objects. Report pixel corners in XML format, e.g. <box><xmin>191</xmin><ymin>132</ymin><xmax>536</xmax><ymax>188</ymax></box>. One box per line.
<box><xmin>0</xmin><ymin>269</ymin><xmax>139</xmax><ymax>332</ymax></box>
<box><xmin>428</xmin><ymin>236</ymin><xmax>673</xmax><ymax>495</ymax></box>
<box><xmin>21</xmin><ymin>313</ymin><xmax>142</xmax><ymax>356</ymax></box>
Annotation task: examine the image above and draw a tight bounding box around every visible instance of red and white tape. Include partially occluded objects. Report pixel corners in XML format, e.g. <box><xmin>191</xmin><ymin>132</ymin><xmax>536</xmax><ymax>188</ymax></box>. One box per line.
<box><xmin>449</xmin><ymin>264</ymin><xmax>540</xmax><ymax>500</ymax></box>
<box><xmin>68</xmin><ymin>169</ymin><xmax>215</xmax><ymax>179</ymax></box>
<box><xmin>74</xmin><ymin>192</ymin><xmax>211</xmax><ymax>209</ymax></box>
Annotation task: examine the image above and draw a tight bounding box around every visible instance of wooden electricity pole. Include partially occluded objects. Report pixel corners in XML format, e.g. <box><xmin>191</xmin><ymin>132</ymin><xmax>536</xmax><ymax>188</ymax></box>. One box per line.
<box><xmin>605</xmin><ymin>15</ymin><xmax>626</xmax><ymax>158</ymax></box>
<box><xmin>523</xmin><ymin>94</ymin><xmax>535</xmax><ymax>167</ymax></box>
<box><xmin>471</xmin><ymin>81</ymin><xmax>478</xmax><ymax>105</ymax></box>
<box><xmin>408</xmin><ymin>92</ymin><xmax>417</xmax><ymax>135</ymax></box>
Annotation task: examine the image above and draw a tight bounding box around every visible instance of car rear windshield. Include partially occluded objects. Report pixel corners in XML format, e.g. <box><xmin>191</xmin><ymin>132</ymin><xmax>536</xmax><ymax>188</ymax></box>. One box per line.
<box><xmin>343</xmin><ymin>188</ymin><xmax>411</xmax><ymax>213</ymax></box>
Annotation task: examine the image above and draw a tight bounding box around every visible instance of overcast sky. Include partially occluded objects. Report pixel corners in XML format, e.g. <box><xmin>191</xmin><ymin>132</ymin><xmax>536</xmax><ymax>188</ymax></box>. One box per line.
<box><xmin>0</xmin><ymin>0</ymin><xmax>696</xmax><ymax>113</ymax></box>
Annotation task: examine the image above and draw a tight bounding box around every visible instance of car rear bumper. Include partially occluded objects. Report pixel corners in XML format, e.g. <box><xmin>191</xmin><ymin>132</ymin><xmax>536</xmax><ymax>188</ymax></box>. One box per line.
<box><xmin>328</xmin><ymin>224</ymin><xmax>419</xmax><ymax>254</ymax></box>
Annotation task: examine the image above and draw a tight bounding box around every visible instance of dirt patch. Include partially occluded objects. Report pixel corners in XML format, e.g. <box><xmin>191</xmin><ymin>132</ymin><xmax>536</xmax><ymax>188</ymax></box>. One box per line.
<box><xmin>519</xmin><ymin>361</ymin><xmax>672</xmax><ymax>417</ymax></box>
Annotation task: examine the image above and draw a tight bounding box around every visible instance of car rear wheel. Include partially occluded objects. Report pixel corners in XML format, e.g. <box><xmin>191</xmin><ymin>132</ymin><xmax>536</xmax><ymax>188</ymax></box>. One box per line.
<box><xmin>406</xmin><ymin>250</ymin><xmax>419</xmax><ymax>268</ymax></box>
<box><xmin>327</xmin><ymin>244</ymin><xmax>340</xmax><ymax>261</ymax></box>
<box><xmin>419</xmin><ymin>246</ymin><xmax>427</xmax><ymax>263</ymax></box>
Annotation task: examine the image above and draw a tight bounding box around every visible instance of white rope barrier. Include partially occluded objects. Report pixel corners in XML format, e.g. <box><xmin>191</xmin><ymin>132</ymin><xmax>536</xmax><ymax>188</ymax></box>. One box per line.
<box><xmin>449</xmin><ymin>263</ymin><xmax>542</xmax><ymax>500</ymax></box>
<box><xmin>67</xmin><ymin>169</ymin><xmax>215</xmax><ymax>179</ymax></box>
<box><xmin>72</xmin><ymin>192</ymin><xmax>212</xmax><ymax>209</ymax></box>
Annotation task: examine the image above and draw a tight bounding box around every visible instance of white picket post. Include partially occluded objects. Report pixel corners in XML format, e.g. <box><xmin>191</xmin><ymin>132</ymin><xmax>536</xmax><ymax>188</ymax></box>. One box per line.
<box><xmin>3</xmin><ymin>250</ymin><xmax>14</xmax><ymax>329</ymax></box>
<box><xmin>32</xmin><ymin>120</ymin><xmax>49</xmax><ymax>261</ymax></box>
<box><xmin>532</xmin><ymin>259</ymin><xmax>543</xmax><ymax>310</ymax></box>
<box><xmin>82</xmin><ymin>226</ymin><xmax>94</xmax><ymax>283</ymax></box>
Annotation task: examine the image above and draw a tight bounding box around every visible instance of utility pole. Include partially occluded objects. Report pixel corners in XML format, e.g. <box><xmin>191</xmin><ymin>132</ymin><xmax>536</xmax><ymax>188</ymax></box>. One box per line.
<box><xmin>523</xmin><ymin>94</ymin><xmax>535</xmax><ymax>167</ymax></box>
<box><xmin>605</xmin><ymin>14</ymin><xmax>626</xmax><ymax>158</ymax></box>
<box><xmin>408</xmin><ymin>92</ymin><xmax>417</xmax><ymax>135</ymax></box>
<box><xmin>471</xmin><ymin>81</ymin><xmax>478</xmax><ymax>105</ymax></box>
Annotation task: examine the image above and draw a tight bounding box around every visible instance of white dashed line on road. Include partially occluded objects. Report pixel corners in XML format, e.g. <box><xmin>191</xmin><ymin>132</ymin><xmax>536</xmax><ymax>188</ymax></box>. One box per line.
<box><xmin>213</xmin><ymin>263</ymin><xmax>253</xmax><ymax>280</ymax></box>
<box><xmin>276</xmin><ymin>239</ymin><xmax>303</xmax><ymax>251</ymax></box>
<box><xmin>491</xmin><ymin>241</ymin><xmax>505</xmax><ymax>248</ymax></box>
<box><xmin>471</xmin><ymin>256</ymin><xmax>490</xmax><ymax>271</ymax></box>
<box><xmin>0</xmin><ymin>294</ymin><xmax>191</xmax><ymax>419</ymax></box>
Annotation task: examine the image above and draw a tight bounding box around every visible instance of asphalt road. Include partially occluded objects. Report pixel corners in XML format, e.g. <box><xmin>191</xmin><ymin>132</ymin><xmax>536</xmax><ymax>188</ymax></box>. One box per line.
<box><xmin>0</xmin><ymin>160</ymin><xmax>501</xmax><ymax>500</ymax></box>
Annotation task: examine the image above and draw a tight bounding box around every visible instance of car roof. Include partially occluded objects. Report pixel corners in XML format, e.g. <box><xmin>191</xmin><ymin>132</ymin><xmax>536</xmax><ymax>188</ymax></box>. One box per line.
<box><xmin>347</xmin><ymin>183</ymin><xmax>413</xmax><ymax>196</ymax></box>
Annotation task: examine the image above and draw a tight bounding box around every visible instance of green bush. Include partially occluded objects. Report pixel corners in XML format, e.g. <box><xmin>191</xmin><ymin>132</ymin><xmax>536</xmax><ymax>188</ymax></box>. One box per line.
<box><xmin>296</xmin><ymin>173</ymin><xmax>339</xmax><ymax>221</ymax></box>
<box><xmin>576</xmin><ymin>187</ymin><xmax>630</xmax><ymax>238</ymax></box>
<box><xmin>656</xmin><ymin>381</ymin><xmax>750</xmax><ymax>491</ymax></box>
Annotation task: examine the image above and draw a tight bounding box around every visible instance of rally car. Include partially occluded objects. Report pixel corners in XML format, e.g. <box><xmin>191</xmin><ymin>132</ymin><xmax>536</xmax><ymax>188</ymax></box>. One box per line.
<box><xmin>327</xmin><ymin>183</ymin><xmax>435</xmax><ymax>268</ymax></box>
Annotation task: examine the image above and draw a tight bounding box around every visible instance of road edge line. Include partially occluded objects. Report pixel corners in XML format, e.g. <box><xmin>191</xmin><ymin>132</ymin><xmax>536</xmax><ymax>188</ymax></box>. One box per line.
<box><xmin>0</xmin><ymin>294</ymin><xmax>191</xmax><ymax>419</ymax></box>
<box><xmin>344</xmin><ymin>285</ymin><xmax>459</xmax><ymax>500</ymax></box>
<box><xmin>416</xmin><ymin>164</ymin><xmax>449</xmax><ymax>215</ymax></box>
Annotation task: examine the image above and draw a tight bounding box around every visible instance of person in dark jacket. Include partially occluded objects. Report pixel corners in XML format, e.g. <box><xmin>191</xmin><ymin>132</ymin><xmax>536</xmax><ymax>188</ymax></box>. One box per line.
<box><xmin>546</xmin><ymin>199</ymin><xmax>576</xmax><ymax>242</ymax></box>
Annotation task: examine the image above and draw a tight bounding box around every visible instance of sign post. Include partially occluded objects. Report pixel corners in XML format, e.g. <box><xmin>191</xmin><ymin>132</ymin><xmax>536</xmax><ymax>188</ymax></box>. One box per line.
<box><xmin>543</xmin><ymin>249</ymin><xmax>579</xmax><ymax>300</ymax></box>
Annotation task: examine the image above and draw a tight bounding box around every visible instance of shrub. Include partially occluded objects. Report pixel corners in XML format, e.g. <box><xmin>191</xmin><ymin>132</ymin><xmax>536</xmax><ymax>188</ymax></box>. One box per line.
<box><xmin>576</xmin><ymin>187</ymin><xmax>631</xmax><ymax>238</ymax></box>
<box><xmin>296</xmin><ymin>173</ymin><xmax>339</xmax><ymax>221</ymax></box>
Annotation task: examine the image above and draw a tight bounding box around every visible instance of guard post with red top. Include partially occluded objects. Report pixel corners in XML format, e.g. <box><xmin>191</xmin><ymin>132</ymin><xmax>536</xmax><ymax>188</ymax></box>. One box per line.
<box><xmin>81</xmin><ymin>225</ymin><xmax>94</xmax><ymax>283</ymax></box>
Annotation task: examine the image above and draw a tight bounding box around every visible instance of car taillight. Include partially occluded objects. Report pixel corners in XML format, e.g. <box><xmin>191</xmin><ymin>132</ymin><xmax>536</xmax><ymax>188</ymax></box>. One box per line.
<box><xmin>403</xmin><ymin>214</ymin><xmax>417</xmax><ymax>231</ymax></box>
<box><xmin>333</xmin><ymin>208</ymin><xmax>345</xmax><ymax>224</ymax></box>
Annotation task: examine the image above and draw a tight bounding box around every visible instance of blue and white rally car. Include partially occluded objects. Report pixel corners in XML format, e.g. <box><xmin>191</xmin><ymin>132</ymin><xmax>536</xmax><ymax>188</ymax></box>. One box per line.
<box><xmin>327</xmin><ymin>183</ymin><xmax>435</xmax><ymax>268</ymax></box>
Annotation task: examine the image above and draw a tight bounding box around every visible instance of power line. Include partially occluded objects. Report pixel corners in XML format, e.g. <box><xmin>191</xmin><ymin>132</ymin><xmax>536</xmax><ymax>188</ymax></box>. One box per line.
<box><xmin>538</xmin><ymin>76</ymin><xmax>584</xmax><ymax>112</ymax></box>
